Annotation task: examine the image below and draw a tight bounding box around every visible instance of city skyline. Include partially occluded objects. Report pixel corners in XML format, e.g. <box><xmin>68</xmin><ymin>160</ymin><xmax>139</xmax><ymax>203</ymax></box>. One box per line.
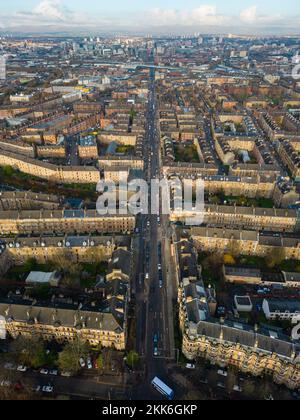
<box><xmin>0</xmin><ymin>0</ymin><xmax>300</xmax><ymax>35</ymax></box>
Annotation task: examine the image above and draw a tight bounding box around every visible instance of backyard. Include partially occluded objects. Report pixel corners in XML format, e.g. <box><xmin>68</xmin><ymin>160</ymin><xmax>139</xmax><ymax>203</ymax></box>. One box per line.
<box><xmin>174</xmin><ymin>144</ymin><xmax>200</xmax><ymax>163</ymax></box>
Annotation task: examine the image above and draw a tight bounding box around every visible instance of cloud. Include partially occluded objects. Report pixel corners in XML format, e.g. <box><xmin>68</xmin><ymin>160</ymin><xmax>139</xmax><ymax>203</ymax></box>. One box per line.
<box><xmin>239</xmin><ymin>5</ymin><xmax>283</xmax><ymax>26</ymax></box>
<box><xmin>240</xmin><ymin>6</ymin><xmax>258</xmax><ymax>24</ymax></box>
<box><xmin>33</xmin><ymin>0</ymin><xmax>68</xmax><ymax>21</ymax></box>
<box><xmin>141</xmin><ymin>6</ymin><xmax>228</xmax><ymax>27</ymax></box>
<box><xmin>0</xmin><ymin>2</ymin><xmax>298</xmax><ymax>35</ymax></box>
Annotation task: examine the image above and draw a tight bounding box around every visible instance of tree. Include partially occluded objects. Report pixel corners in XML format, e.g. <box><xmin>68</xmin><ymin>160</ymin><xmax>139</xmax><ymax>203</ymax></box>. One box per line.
<box><xmin>10</xmin><ymin>336</ymin><xmax>48</xmax><ymax>369</ymax></box>
<box><xmin>23</xmin><ymin>258</ymin><xmax>38</xmax><ymax>272</ymax></box>
<box><xmin>183</xmin><ymin>390</ymin><xmax>204</xmax><ymax>400</ymax></box>
<box><xmin>266</xmin><ymin>247</ymin><xmax>286</xmax><ymax>269</ymax></box>
<box><xmin>58</xmin><ymin>339</ymin><xmax>89</xmax><ymax>374</ymax></box>
<box><xmin>228</xmin><ymin>239</ymin><xmax>241</xmax><ymax>258</ymax></box>
<box><xmin>126</xmin><ymin>351</ymin><xmax>139</xmax><ymax>369</ymax></box>
<box><xmin>223</xmin><ymin>254</ymin><xmax>236</xmax><ymax>265</ymax></box>
<box><xmin>96</xmin><ymin>354</ymin><xmax>104</xmax><ymax>371</ymax></box>
<box><xmin>202</xmin><ymin>253</ymin><xmax>224</xmax><ymax>271</ymax></box>
<box><xmin>2</xmin><ymin>165</ymin><xmax>14</xmax><ymax>177</ymax></box>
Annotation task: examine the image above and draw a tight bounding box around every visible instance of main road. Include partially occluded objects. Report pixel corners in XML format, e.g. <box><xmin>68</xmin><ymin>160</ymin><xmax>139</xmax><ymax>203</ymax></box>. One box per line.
<box><xmin>132</xmin><ymin>68</ymin><xmax>179</xmax><ymax>399</ymax></box>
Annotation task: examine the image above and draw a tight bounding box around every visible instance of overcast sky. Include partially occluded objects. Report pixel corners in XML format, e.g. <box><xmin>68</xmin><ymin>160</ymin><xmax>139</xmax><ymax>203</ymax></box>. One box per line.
<box><xmin>0</xmin><ymin>0</ymin><xmax>299</xmax><ymax>35</ymax></box>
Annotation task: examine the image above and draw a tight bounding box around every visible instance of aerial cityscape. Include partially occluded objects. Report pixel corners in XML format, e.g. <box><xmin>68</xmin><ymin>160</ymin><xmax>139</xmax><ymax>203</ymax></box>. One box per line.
<box><xmin>0</xmin><ymin>0</ymin><xmax>300</xmax><ymax>404</ymax></box>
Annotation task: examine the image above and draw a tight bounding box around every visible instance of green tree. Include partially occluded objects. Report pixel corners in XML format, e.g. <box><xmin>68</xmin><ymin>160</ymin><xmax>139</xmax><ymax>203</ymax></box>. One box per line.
<box><xmin>266</xmin><ymin>247</ymin><xmax>286</xmax><ymax>269</ymax></box>
<box><xmin>96</xmin><ymin>354</ymin><xmax>104</xmax><ymax>371</ymax></box>
<box><xmin>10</xmin><ymin>336</ymin><xmax>47</xmax><ymax>369</ymax></box>
<box><xmin>23</xmin><ymin>258</ymin><xmax>38</xmax><ymax>272</ymax></box>
<box><xmin>2</xmin><ymin>165</ymin><xmax>14</xmax><ymax>177</ymax></box>
<box><xmin>126</xmin><ymin>351</ymin><xmax>139</xmax><ymax>369</ymax></box>
<box><xmin>58</xmin><ymin>339</ymin><xmax>89</xmax><ymax>374</ymax></box>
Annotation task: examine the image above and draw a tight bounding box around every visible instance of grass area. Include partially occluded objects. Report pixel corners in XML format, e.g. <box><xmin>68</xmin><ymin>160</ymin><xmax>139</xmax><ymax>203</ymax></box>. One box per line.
<box><xmin>174</xmin><ymin>144</ymin><xmax>200</xmax><ymax>163</ymax></box>
<box><xmin>5</xmin><ymin>261</ymin><xmax>56</xmax><ymax>282</ymax></box>
<box><xmin>279</xmin><ymin>259</ymin><xmax>300</xmax><ymax>272</ymax></box>
<box><xmin>237</xmin><ymin>255</ymin><xmax>268</xmax><ymax>269</ymax></box>
<box><xmin>80</xmin><ymin>262</ymin><xmax>108</xmax><ymax>288</ymax></box>
<box><xmin>209</xmin><ymin>193</ymin><xmax>275</xmax><ymax>208</ymax></box>
<box><xmin>201</xmin><ymin>267</ymin><xmax>222</xmax><ymax>291</ymax></box>
<box><xmin>115</xmin><ymin>145</ymin><xmax>135</xmax><ymax>154</ymax></box>
<box><xmin>0</xmin><ymin>166</ymin><xmax>98</xmax><ymax>201</ymax></box>
<box><xmin>81</xmin><ymin>262</ymin><xmax>108</xmax><ymax>277</ymax></box>
<box><xmin>3</xmin><ymin>258</ymin><xmax>109</xmax><ymax>292</ymax></box>
<box><xmin>238</xmin><ymin>255</ymin><xmax>300</xmax><ymax>272</ymax></box>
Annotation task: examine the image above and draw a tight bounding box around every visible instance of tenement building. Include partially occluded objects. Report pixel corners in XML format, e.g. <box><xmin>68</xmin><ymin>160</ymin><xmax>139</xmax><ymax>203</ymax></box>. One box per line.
<box><xmin>175</xmin><ymin>232</ymin><xmax>300</xmax><ymax>389</ymax></box>
<box><xmin>0</xmin><ymin>209</ymin><xmax>136</xmax><ymax>235</ymax></box>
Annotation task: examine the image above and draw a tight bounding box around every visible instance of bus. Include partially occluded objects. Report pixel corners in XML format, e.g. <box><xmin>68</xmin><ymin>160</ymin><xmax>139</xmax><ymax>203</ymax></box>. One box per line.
<box><xmin>151</xmin><ymin>377</ymin><xmax>174</xmax><ymax>400</ymax></box>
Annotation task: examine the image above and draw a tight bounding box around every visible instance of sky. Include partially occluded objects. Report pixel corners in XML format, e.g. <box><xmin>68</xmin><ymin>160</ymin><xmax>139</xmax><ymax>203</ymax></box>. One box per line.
<box><xmin>0</xmin><ymin>0</ymin><xmax>299</xmax><ymax>35</ymax></box>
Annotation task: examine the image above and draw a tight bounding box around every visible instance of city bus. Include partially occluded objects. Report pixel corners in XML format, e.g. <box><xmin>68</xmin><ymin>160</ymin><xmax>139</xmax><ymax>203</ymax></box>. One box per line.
<box><xmin>151</xmin><ymin>377</ymin><xmax>174</xmax><ymax>400</ymax></box>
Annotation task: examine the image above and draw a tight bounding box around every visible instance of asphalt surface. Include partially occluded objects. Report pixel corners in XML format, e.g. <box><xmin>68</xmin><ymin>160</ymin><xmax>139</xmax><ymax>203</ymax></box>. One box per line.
<box><xmin>132</xmin><ymin>69</ymin><xmax>179</xmax><ymax>400</ymax></box>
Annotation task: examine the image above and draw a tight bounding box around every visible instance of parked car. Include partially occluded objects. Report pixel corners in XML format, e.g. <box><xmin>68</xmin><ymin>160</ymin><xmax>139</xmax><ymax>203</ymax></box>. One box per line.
<box><xmin>186</xmin><ymin>363</ymin><xmax>196</xmax><ymax>370</ymax></box>
<box><xmin>61</xmin><ymin>372</ymin><xmax>72</xmax><ymax>377</ymax></box>
<box><xmin>40</xmin><ymin>369</ymin><xmax>49</xmax><ymax>375</ymax></box>
<box><xmin>87</xmin><ymin>358</ymin><xmax>93</xmax><ymax>370</ymax></box>
<box><xmin>0</xmin><ymin>380</ymin><xmax>11</xmax><ymax>387</ymax></box>
<box><xmin>17</xmin><ymin>365</ymin><xmax>27</xmax><ymax>372</ymax></box>
<box><xmin>218</xmin><ymin>369</ymin><xmax>228</xmax><ymax>377</ymax></box>
<box><xmin>49</xmin><ymin>370</ymin><xmax>58</xmax><ymax>376</ymax></box>
<box><xmin>79</xmin><ymin>358</ymin><xmax>86</xmax><ymax>368</ymax></box>
<box><xmin>42</xmin><ymin>385</ymin><xmax>54</xmax><ymax>394</ymax></box>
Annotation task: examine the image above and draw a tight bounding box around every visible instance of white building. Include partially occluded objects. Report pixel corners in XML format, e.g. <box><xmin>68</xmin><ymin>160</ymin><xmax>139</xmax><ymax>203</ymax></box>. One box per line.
<box><xmin>10</xmin><ymin>93</ymin><xmax>35</xmax><ymax>103</ymax></box>
<box><xmin>263</xmin><ymin>299</ymin><xmax>300</xmax><ymax>321</ymax></box>
<box><xmin>234</xmin><ymin>295</ymin><xmax>253</xmax><ymax>313</ymax></box>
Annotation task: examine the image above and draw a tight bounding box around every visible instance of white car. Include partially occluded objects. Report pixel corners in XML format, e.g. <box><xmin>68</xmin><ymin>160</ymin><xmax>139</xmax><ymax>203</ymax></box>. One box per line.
<box><xmin>17</xmin><ymin>365</ymin><xmax>27</xmax><ymax>372</ymax></box>
<box><xmin>79</xmin><ymin>358</ymin><xmax>86</xmax><ymax>368</ymax></box>
<box><xmin>42</xmin><ymin>385</ymin><xmax>54</xmax><ymax>394</ymax></box>
<box><xmin>0</xmin><ymin>380</ymin><xmax>11</xmax><ymax>387</ymax></box>
<box><xmin>218</xmin><ymin>369</ymin><xmax>228</xmax><ymax>377</ymax></box>
<box><xmin>40</xmin><ymin>369</ymin><xmax>49</xmax><ymax>375</ymax></box>
<box><xmin>186</xmin><ymin>363</ymin><xmax>196</xmax><ymax>370</ymax></box>
<box><xmin>61</xmin><ymin>371</ymin><xmax>72</xmax><ymax>377</ymax></box>
<box><xmin>87</xmin><ymin>358</ymin><xmax>93</xmax><ymax>370</ymax></box>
